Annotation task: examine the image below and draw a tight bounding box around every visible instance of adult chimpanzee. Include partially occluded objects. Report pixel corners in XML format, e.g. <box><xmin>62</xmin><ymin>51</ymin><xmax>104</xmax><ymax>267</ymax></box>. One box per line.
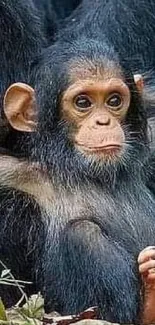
<box><xmin>0</xmin><ymin>0</ymin><xmax>49</xmax><ymax>146</ymax></box>
<box><xmin>1</xmin><ymin>1</ymin><xmax>155</xmax><ymax>324</ymax></box>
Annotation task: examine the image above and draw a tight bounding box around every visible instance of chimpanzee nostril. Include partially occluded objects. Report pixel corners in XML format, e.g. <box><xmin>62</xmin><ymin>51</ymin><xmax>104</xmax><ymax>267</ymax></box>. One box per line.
<box><xmin>96</xmin><ymin>118</ymin><xmax>110</xmax><ymax>126</ymax></box>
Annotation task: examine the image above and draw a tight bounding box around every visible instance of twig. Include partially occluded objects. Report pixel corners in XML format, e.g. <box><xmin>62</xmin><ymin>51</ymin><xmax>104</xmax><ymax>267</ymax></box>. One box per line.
<box><xmin>0</xmin><ymin>260</ymin><xmax>30</xmax><ymax>307</ymax></box>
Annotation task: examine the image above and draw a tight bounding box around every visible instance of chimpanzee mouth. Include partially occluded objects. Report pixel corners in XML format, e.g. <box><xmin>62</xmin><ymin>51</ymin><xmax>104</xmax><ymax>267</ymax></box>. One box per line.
<box><xmin>78</xmin><ymin>144</ymin><xmax>122</xmax><ymax>154</ymax></box>
<box><xmin>76</xmin><ymin>144</ymin><xmax>123</xmax><ymax>161</ymax></box>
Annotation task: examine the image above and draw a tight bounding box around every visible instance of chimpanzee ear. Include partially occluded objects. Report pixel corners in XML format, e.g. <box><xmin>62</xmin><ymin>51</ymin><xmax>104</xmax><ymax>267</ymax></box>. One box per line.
<box><xmin>3</xmin><ymin>82</ymin><xmax>37</xmax><ymax>132</ymax></box>
<box><xmin>134</xmin><ymin>74</ymin><xmax>144</xmax><ymax>93</ymax></box>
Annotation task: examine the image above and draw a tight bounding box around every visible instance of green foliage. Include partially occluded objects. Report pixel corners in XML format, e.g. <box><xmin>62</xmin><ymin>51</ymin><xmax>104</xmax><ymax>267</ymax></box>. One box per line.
<box><xmin>0</xmin><ymin>262</ymin><xmax>43</xmax><ymax>324</ymax></box>
<box><xmin>0</xmin><ymin>294</ymin><xmax>43</xmax><ymax>324</ymax></box>
<box><xmin>0</xmin><ymin>262</ymin><xmax>98</xmax><ymax>325</ymax></box>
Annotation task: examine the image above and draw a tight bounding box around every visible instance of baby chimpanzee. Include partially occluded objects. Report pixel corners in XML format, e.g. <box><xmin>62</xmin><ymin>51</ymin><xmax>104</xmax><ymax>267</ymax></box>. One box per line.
<box><xmin>1</xmin><ymin>0</ymin><xmax>155</xmax><ymax>324</ymax></box>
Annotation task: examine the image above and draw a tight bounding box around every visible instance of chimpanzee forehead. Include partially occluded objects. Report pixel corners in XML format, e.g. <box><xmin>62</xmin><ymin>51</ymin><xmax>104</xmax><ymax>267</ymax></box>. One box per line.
<box><xmin>68</xmin><ymin>58</ymin><xmax>124</xmax><ymax>84</ymax></box>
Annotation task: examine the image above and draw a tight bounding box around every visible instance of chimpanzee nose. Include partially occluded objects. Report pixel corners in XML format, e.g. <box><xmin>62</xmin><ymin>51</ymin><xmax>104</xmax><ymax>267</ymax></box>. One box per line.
<box><xmin>95</xmin><ymin>116</ymin><xmax>110</xmax><ymax>126</ymax></box>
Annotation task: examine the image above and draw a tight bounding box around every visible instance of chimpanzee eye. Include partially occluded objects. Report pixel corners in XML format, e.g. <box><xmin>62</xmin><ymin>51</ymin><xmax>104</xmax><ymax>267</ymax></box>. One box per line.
<box><xmin>74</xmin><ymin>94</ymin><xmax>93</xmax><ymax>111</ymax></box>
<box><xmin>106</xmin><ymin>93</ymin><xmax>122</xmax><ymax>110</ymax></box>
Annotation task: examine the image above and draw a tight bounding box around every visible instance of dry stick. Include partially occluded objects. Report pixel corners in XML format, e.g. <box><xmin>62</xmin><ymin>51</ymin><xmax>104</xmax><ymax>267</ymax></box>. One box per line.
<box><xmin>0</xmin><ymin>259</ymin><xmax>31</xmax><ymax>307</ymax></box>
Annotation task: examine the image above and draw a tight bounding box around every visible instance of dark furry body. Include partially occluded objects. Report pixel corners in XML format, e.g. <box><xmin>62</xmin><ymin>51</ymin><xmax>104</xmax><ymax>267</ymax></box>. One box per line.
<box><xmin>63</xmin><ymin>0</ymin><xmax>155</xmax><ymax>73</ymax></box>
<box><xmin>0</xmin><ymin>0</ymin><xmax>46</xmax><ymax>100</ymax></box>
<box><xmin>1</xmin><ymin>165</ymin><xmax>155</xmax><ymax>323</ymax></box>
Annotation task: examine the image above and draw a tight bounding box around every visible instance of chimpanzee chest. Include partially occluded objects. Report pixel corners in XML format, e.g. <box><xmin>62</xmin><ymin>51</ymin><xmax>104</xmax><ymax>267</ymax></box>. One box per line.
<box><xmin>41</xmin><ymin>184</ymin><xmax>155</xmax><ymax>254</ymax></box>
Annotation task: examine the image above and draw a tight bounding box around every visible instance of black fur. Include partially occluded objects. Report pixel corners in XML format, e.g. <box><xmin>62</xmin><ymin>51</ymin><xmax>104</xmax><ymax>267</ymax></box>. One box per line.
<box><xmin>63</xmin><ymin>0</ymin><xmax>155</xmax><ymax>73</ymax></box>
<box><xmin>0</xmin><ymin>0</ymin><xmax>46</xmax><ymax>99</ymax></box>
<box><xmin>32</xmin><ymin>0</ymin><xmax>82</xmax><ymax>43</ymax></box>
<box><xmin>33</xmin><ymin>0</ymin><xmax>58</xmax><ymax>43</ymax></box>
<box><xmin>51</xmin><ymin>0</ymin><xmax>81</xmax><ymax>20</ymax></box>
<box><xmin>0</xmin><ymin>0</ymin><xmax>47</xmax><ymax>145</ymax></box>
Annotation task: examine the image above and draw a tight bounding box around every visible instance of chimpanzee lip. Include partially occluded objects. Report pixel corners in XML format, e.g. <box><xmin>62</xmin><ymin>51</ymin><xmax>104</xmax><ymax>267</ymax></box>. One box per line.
<box><xmin>77</xmin><ymin>144</ymin><xmax>122</xmax><ymax>153</ymax></box>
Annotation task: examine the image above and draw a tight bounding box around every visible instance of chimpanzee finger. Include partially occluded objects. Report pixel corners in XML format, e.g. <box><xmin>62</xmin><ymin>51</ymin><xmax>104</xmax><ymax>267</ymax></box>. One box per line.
<box><xmin>138</xmin><ymin>246</ymin><xmax>155</xmax><ymax>264</ymax></box>
<box><xmin>139</xmin><ymin>260</ymin><xmax>155</xmax><ymax>274</ymax></box>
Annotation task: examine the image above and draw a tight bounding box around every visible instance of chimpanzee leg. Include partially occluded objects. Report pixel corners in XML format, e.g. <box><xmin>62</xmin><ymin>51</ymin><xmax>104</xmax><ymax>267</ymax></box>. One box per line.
<box><xmin>44</xmin><ymin>220</ymin><xmax>141</xmax><ymax>323</ymax></box>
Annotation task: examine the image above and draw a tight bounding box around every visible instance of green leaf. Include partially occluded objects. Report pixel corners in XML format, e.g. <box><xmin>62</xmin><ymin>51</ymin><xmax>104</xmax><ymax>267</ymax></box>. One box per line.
<box><xmin>21</xmin><ymin>294</ymin><xmax>44</xmax><ymax>320</ymax></box>
<box><xmin>0</xmin><ymin>298</ymin><xmax>7</xmax><ymax>321</ymax></box>
<box><xmin>6</xmin><ymin>306</ymin><xmax>42</xmax><ymax>324</ymax></box>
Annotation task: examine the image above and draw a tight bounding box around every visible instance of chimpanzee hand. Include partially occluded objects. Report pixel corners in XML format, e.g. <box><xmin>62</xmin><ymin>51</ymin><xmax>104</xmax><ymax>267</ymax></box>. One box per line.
<box><xmin>138</xmin><ymin>246</ymin><xmax>155</xmax><ymax>324</ymax></box>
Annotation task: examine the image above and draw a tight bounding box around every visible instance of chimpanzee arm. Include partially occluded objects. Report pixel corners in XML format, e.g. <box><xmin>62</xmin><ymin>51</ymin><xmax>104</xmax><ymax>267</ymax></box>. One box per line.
<box><xmin>42</xmin><ymin>219</ymin><xmax>141</xmax><ymax>323</ymax></box>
